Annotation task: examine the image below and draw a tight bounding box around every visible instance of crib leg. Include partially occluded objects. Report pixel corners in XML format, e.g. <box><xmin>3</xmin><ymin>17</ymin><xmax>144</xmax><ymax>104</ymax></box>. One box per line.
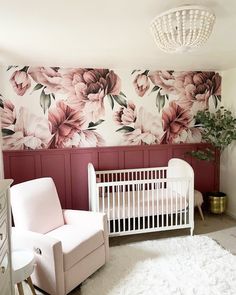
<box><xmin>190</xmin><ymin>227</ymin><xmax>194</xmax><ymax>236</ymax></box>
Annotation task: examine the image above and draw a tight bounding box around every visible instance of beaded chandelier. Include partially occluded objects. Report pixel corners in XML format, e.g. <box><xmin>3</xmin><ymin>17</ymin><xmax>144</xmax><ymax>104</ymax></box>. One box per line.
<box><xmin>150</xmin><ymin>5</ymin><xmax>216</xmax><ymax>53</ymax></box>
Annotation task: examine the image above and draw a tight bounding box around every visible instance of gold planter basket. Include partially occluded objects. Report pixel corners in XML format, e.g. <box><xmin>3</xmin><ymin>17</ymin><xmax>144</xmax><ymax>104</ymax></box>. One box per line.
<box><xmin>209</xmin><ymin>193</ymin><xmax>227</xmax><ymax>214</ymax></box>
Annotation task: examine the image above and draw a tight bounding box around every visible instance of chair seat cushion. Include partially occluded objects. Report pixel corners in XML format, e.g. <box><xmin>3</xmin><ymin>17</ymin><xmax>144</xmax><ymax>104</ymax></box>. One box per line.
<box><xmin>45</xmin><ymin>225</ymin><xmax>104</xmax><ymax>271</ymax></box>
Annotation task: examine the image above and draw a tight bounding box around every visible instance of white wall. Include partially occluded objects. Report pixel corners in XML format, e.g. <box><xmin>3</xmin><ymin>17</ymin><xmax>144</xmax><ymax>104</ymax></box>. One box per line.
<box><xmin>221</xmin><ymin>68</ymin><xmax>236</xmax><ymax>218</ymax></box>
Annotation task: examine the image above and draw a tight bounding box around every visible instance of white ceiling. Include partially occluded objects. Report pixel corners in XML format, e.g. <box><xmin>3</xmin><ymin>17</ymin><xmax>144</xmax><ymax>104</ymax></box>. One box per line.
<box><xmin>0</xmin><ymin>0</ymin><xmax>235</xmax><ymax>70</ymax></box>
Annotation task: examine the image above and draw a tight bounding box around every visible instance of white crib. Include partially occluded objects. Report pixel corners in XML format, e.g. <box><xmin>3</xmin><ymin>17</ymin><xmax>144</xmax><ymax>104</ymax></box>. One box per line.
<box><xmin>88</xmin><ymin>158</ymin><xmax>194</xmax><ymax>237</ymax></box>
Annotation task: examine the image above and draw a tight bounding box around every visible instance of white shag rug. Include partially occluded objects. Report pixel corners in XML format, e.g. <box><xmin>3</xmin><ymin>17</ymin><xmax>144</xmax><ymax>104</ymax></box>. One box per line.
<box><xmin>81</xmin><ymin>236</ymin><xmax>236</xmax><ymax>295</ymax></box>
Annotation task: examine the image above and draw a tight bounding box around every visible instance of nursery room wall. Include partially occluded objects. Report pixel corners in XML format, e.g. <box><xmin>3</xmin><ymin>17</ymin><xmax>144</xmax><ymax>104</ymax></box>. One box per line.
<box><xmin>0</xmin><ymin>66</ymin><xmax>223</xmax><ymax>210</ymax></box>
<box><xmin>221</xmin><ymin>68</ymin><xmax>236</xmax><ymax>218</ymax></box>
<box><xmin>0</xmin><ymin>67</ymin><xmax>222</xmax><ymax>150</ymax></box>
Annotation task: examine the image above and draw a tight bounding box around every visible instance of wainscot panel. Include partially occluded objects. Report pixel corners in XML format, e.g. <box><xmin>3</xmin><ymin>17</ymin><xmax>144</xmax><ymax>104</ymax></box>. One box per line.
<box><xmin>3</xmin><ymin>143</ymin><xmax>219</xmax><ymax>210</ymax></box>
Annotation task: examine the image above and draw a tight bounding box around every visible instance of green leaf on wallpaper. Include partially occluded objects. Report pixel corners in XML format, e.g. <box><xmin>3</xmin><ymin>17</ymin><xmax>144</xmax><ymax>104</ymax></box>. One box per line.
<box><xmin>113</xmin><ymin>95</ymin><xmax>127</xmax><ymax>108</ymax></box>
<box><xmin>119</xmin><ymin>91</ymin><xmax>127</xmax><ymax>98</ymax></box>
<box><xmin>40</xmin><ymin>90</ymin><xmax>51</xmax><ymax>114</ymax></box>
<box><xmin>51</xmin><ymin>67</ymin><xmax>60</xmax><ymax>72</ymax></box>
<box><xmin>88</xmin><ymin>120</ymin><xmax>104</xmax><ymax>128</ymax></box>
<box><xmin>33</xmin><ymin>83</ymin><xmax>44</xmax><ymax>91</ymax></box>
<box><xmin>150</xmin><ymin>85</ymin><xmax>160</xmax><ymax>93</ymax></box>
<box><xmin>116</xmin><ymin>126</ymin><xmax>135</xmax><ymax>133</ymax></box>
<box><xmin>156</xmin><ymin>92</ymin><xmax>165</xmax><ymax>112</ymax></box>
<box><xmin>131</xmin><ymin>70</ymin><xmax>139</xmax><ymax>75</ymax></box>
<box><xmin>2</xmin><ymin>128</ymin><xmax>15</xmax><ymax>136</ymax></box>
<box><xmin>7</xmin><ymin>66</ymin><xmax>18</xmax><ymax>71</ymax></box>
<box><xmin>107</xmin><ymin>94</ymin><xmax>114</xmax><ymax>110</ymax></box>
<box><xmin>51</xmin><ymin>93</ymin><xmax>56</xmax><ymax>100</ymax></box>
<box><xmin>21</xmin><ymin>66</ymin><xmax>29</xmax><ymax>72</ymax></box>
<box><xmin>212</xmin><ymin>95</ymin><xmax>218</xmax><ymax>108</ymax></box>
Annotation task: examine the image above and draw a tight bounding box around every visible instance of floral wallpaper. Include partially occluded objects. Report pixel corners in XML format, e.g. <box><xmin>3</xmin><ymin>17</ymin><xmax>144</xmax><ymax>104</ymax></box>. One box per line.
<box><xmin>0</xmin><ymin>67</ymin><xmax>221</xmax><ymax>150</ymax></box>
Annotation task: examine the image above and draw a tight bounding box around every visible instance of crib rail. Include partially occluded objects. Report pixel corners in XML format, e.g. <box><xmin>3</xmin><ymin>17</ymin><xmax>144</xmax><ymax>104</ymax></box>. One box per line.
<box><xmin>96</xmin><ymin>166</ymin><xmax>167</xmax><ymax>183</ymax></box>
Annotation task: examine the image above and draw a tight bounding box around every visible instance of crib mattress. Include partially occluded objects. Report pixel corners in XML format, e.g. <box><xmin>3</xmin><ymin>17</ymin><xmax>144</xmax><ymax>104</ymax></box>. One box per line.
<box><xmin>98</xmin><ymin>188</ymin><xmax>188</xmax><ymax>219</ymax></box>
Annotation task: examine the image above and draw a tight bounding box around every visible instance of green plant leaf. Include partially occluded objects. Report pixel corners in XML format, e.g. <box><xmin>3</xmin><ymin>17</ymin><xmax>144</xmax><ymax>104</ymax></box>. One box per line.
<box><xmin>40</xmin><ymin>90</ymin><xmax>51</xmax><ymax>114</ymax></box>
<box><xmin>2</xmin><ymin>128</ymin><xmax>15</xmax><ymax>136</ymax></box>
<box><xmin>32</xmin><ymin>83</ymin><xmax>44</xmax><ymax>92</ymax></box>
<box><xmin>113</xmin><ymin>95</ymin><xmax>127</xmax><ymax>107</ymax></box>
<box><xmin>187</xmin><ymin>148</ymin><xmax>215</xmax><ymax>161</ymax></box>
<box><xmin>107</xmin><ymin>94</ymin><xmax>114</xmax><ymax>110</ymax></box>
<box><xmin>195</xmin><ymin>106</ymin><xmax>236</xmax><ymax>153</ymax></box>
<box><xmin>116</xmin><ymin>126</ymin><xmax>135</xmax><ymax>133</ymax></box>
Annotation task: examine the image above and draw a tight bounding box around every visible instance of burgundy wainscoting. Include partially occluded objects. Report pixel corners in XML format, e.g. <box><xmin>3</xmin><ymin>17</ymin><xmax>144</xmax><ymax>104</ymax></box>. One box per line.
<box><xmin>3</xmin><ymin>143</ymin><xmax>219</xmax><ymax>210</ymax></box>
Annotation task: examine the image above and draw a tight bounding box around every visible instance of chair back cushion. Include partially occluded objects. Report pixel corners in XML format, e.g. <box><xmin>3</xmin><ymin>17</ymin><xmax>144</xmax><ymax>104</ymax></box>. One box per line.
<box><xmin>11</xmin><ymin>177</ymin><xmax>64</xmax><ymax>234</ymax></box>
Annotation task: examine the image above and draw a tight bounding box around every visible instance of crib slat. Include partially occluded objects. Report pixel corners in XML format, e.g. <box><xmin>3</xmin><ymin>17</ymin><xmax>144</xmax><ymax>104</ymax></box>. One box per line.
<box><xmin>123</xmin><ymin>184</ymin><xmax>125</xmax><ymax>232</ymax></box>
<box><xmin>107</xmin><ymin>189</ymin><xmax>110</xmax><ymax>233</ymax></box>
<box><xmin>185</xmin><ymin>181</ymin><xmax>187</xmax><ymax>225</ymax></box>
<box><xmin>142</xmin><ymin>185</ymin><xmax>145</xmax><ymax>230</ymax></box>
<box><xmin>117</xmin><ymin>185</ymin><xmax>120</xmax><ymax>233</ymax></box>
<box><xmin>152</xmin><ymin>182</ymin><xmax>154</xmax><ymax>228</ymax></box>
<box><xmin>128</xmin><ymin>187</ymin><xmax>131</xmax><ymax>232</ymax></box>
<box><xmin>156</xmin><ymin>182</ymin><xmax>159</xmax><ymax>228</ymax></box>
<box><xmin>112</xmin><ymin>186</ymin><xmax>115</xmax><ymax>233</ymax></box>
<box><xmin>161</xmin><ymin>183</ymin><xmax>164</xmax><ymax>228</ymax></box>
<box><xmin>132</xmin><ymin>183</ymin><xmax>135</xmax><ymax>231</ymax></box>
<box><xmin>175</xmin><ymin>188</ymin><xmax>178</xmax><ymax>226</ymax></box>
<box><xmin>170</xmin><ymin>183</ymin><xmax>173</xmax><ymax>227</ymax></box>
<box><xmin>179</xmin><ymin>185</ymin><xmax>183</xmax><ymax>225</ymax></box>
<box><xmin>138</xmin><ymin>183</ymin><xmax>140</xmax><ymax>230</ymax></box>
<box><xmin>147</xmin><ymin>184</ymin><xmax>150</xmax><ymax>229</ymax></box>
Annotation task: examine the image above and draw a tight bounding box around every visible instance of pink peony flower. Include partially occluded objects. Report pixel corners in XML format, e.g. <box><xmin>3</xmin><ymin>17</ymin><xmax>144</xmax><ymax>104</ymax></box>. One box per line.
<box><xmin>61</xmin><ymin>68</ymin><xmax>121</xmax><ymax>122</ymax></box>
<box><xmin>2</xmin><ymin>107</ymin><xmax>51</xmax><ymax>150</ymax></box>
<box><xmin>161</xmin><ymin>101</ymin><xmax>194</xmax><ymax>144</ymax></box>
<box><xmin>65</xmin><ymin>130</ymin><xmax>105</xmax><ymax>147</ymax></box>
<box><xmin>124</xmin><ymin>107</ymin><xmax>163</xmax><ymax>145</ymax></box>
<box><xmin>28</xmin><ymin>67</ymin><xmax>62</xmax><ymax>94</ymax></box>
<box><xmin>133</xmin><ymin>74</ymin><xmax>150</xmax><ymax>97</ymax></box>
<box><xmin>148</xmin><ymin>71</ymin><xmax>176</xmax><ymax>95</ymax></box>
<box><xmin>48</xmin><ymin>100</ymin><xmax>87</xmax><ymax>148</ymax></box>
<box><xmin>173</xmin><ymin>71</ymin><xmax>221</xmax><ymax>111</ymax></box>
<box><xmin>10</xmin><ymin>70</ymin><xmax>31</xmax><ymax>96</ymax></box>
<box><xmin>113</xmin><ymin>100</ymin><xmax>136</xmax><ymax>125</ymax></box>
<box><xmin>1</xmin><ymin>99</ymin><xmax>16</xmax><ymax>128</ymax></box>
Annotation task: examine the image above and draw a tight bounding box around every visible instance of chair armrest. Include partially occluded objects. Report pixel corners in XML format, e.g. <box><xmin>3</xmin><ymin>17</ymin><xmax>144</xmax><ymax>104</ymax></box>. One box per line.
<box><xmin>12</xmin><ymin>227</ymin><xmax>60</xmax><ymax>251</ymax></box>
<box><xmin>12</xmin><ymin>227</ymin><xmax>65</xmax><ymax>295</ymax></box>
<box><xmin>63</xmin><ymin>209</ymin><xmax>105</xmax><ymax>229</ymax></box>
<box><xmin>63</xmin><ymin>210</ymin><xmax>109</xmax><ymax>261</ymax></box>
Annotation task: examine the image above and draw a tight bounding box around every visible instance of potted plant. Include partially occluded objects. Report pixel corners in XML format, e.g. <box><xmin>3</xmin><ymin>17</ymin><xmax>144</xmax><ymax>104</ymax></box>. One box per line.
<box><xmin>189</xmin><ymin>106</ymin><xmax>236</xmax><ymax>213</ymax></box>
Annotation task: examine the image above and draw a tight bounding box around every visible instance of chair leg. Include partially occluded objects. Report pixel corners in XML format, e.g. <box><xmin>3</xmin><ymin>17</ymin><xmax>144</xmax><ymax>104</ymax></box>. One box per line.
<box><xmin>197</xmin><ymin>205</ymin><xmax>205</xmax><ymax>221</ymax></box>
<box><xmin>26</xmin><ymin>276</ymin><xmax>37</xmax><ymax>295</ymax></box>
<box><xmin>17</xmin><ymin>282</ymin><xmax>24</xmax><ymax>295</ymax></box>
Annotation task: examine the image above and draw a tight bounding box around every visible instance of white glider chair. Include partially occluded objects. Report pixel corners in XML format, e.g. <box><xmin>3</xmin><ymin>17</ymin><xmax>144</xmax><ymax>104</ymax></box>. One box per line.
<box><xmin>11</xmin><ymin>177</ymin><xmax>109</xmax><ymax>295</ymax></box>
